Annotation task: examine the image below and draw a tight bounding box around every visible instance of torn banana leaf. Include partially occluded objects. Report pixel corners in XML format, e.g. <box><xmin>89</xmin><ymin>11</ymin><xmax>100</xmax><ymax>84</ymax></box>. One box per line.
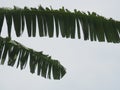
<box><xmin>0</xmin><ymin>6</ymin><xmax>120</xmax><ymax>43</ymax></box>
<box><xmin>0</xmin><ymin>36</ymin><xmax>66</xmax><ymax>79</ymax></box>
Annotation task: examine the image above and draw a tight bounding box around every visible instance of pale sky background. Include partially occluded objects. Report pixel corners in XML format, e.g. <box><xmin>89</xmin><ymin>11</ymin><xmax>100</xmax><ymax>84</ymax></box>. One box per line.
<box><xmin>0</xmin><ymin>0</ymin><xmax>120</xmax><ymax>90</ymax></box>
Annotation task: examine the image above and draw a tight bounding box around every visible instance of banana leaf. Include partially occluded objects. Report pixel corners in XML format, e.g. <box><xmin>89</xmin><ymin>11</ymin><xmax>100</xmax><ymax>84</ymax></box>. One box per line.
<box><xmin>0</xmin><ymin>36</ymin><xmax>66</xmax><ymax>79</ymax></box>
<box><xmin>0</xmin><ymin>6</ymin><xmax>120</xmax><ymax>43</ymax></box>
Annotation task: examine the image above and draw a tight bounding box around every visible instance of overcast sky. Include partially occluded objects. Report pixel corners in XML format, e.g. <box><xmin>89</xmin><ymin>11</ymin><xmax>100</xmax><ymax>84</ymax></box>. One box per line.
<box><xmin>0</xmin><ymin>0</ymin><xmax>120</xmax><ymax>90</ymax></box>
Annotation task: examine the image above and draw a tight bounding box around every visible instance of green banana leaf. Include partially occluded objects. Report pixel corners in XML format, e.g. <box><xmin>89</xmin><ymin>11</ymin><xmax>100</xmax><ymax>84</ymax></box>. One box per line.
<box><xmin>0</xmin><ymin>6</ymin><xmax>120</xmax><ymax>80</ymax></box>
<box><xmin>0</xmin><ymin>37</ymin><xmax>66</xmax><ymax>79</ymax></box>
<box><xmin>0</xmin><ymin>6</ymin><xmax>119</xmax><ymax>43</ymax></box>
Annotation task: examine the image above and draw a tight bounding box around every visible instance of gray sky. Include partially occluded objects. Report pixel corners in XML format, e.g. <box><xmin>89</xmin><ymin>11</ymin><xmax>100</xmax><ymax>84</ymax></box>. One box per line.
<box><xmin>0</xmin><ymin>0</ymin><xmax>120</xmax><ymax>90</ymax></box>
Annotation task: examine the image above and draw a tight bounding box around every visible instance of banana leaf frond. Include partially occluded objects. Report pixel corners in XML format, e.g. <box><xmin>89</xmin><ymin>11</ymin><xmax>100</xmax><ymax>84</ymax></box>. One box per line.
<box><xmin>0</xmin><ymin>6</ymin><xmax>120</xmax><ymax>43</ymax></box>
<box><xmin>0</xmin><ymin>36</ymin><xmax>66</xmax><ymax>79</ymax></box>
